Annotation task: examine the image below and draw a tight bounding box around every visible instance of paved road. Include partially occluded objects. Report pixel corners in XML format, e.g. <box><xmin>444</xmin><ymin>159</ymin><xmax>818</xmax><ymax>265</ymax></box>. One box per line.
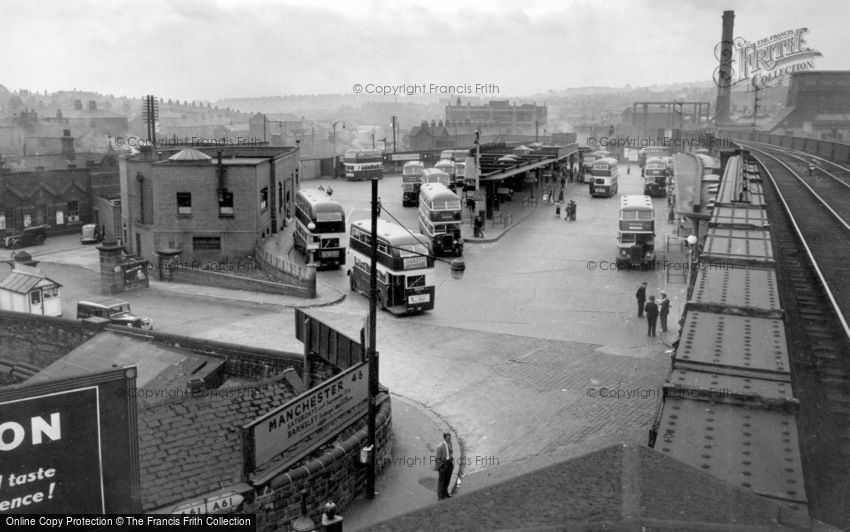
<box><xmin>19</xmin><ymin>163</ymin><xmax>690</xmax><ymax>515</ymax></box>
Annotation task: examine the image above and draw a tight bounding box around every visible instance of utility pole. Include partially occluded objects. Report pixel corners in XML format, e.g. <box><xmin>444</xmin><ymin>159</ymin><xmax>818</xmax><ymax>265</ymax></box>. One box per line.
<box><xmin>391</xmin><ymin>116</ymin><xmax>397</xmax><ymax>153</ymax></box>
<box><xmin>752</xmin><ymin>86</ymin><xmax>760</xmax><ymax>134</ymax></box>
<box><xmin>143</xmin><ymin>95</ymin><xmax>159</xmax><ymax>145</ymax></box>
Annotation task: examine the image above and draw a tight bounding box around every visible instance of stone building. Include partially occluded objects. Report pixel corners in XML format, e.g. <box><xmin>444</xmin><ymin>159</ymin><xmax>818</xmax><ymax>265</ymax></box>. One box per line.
<box><xmin>119</xmin><ymin>145</ymin><xmax>299</xmax><ymax>263</ymax></box>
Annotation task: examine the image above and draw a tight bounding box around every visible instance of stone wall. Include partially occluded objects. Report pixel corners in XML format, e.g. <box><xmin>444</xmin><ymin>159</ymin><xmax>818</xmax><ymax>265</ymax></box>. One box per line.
<box><xmin>0</xmin><ymin>310</ymin><xmax>104</xmax><ymax>371</ymax></box>
<box><xmin>168</xmin><ymin>265</ymin><xmax>309</xmax><ymax>298</ymax></box>
<box><xmin>254</xmin><ymin>243</ymin><xmax>316</xmax><ymax>299</ymax></box>
<box><xmin>245</xmin><ymin>394</ymin><xmax>393</xmax><ymax>531</ymax></box>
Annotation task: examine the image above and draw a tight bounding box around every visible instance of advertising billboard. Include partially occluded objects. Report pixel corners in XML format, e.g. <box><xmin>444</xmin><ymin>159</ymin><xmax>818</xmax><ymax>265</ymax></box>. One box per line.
<box><xmin>0</xmin><ymin>367</ymin><xmax>140</xmax><ymax>514</ymax></box>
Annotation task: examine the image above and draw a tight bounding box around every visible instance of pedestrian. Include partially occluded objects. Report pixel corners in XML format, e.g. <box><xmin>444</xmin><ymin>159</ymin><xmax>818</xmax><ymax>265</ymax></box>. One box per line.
<box><xmin>376</xmin><ymin>196</ymin><xmax>382</xmax><ymax>216</ymax></box>
<box><xmin>645</xmin><ymin>295</ymin><xmax>659</xmax><ymax>337</ymax></box>
<box><xmin>558</xmin><ymin>188</ymin><xmax>564</xmax><ymax>203</ymax></box>
<box><xmin>570</xmin><ymin>200</ymin><xmax>577</xmax><ymax>221</ymax></box>
<box><xmin>636</xmin><ymin>281</ymin><xmax>647</xmax><ymax>318</ymax></box>
<box><xmin>659</xmin><ymin>292</ymin><xmax>671</xmax><ymax>332</ymax></box>
<box><xmin>555</xmin><ymin>202</ymin><xmax>561</xmax><ymax>218</ymax></box>
<box><xmin>473</xmin><ymin>215</ymin><xmax>484</xmax><ymax>238</ymax></box>
<box><xmin>434</xmin><ymin>432</ymin><xmax>454</xmax><ymax>500</ymax></box>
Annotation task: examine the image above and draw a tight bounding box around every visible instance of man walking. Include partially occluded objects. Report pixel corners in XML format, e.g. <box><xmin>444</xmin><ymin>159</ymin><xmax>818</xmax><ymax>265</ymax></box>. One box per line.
<box><xmin>645</xmin><ymin>295</ymin><xmax>659</xmax><ymax>337</ymax></box>
<box><xmin>434</xmin><ymin>432</ymin><xmax>454</xmax><ymax>500</ymax></box>
<box><xmin>659</xmin><ymin>292</ymin><xmax>671</xmax><ymax>333</ymax></box>
<box><xmin>636</xmin><ymin>282</ymin><xmax>647</xmax><ymax>318</ymax></box>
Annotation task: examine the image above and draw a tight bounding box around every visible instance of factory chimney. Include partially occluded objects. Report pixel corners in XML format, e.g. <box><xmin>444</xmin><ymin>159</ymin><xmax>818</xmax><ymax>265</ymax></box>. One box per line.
<box><xmin>714</xmin><ymin>10</ymin><xmax>735</xmax><ymax>126</ymax></box>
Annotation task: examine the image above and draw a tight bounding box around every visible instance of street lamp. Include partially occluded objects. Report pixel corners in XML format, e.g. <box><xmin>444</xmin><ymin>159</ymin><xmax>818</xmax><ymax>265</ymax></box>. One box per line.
<box><xmin>365</xmin><ymin>176</ymin><xmax>463</xmax><ymax>499</ymax></box>
<box><xmin>332</xmin><ymin>120</ymin><xmax>345</xmax><ymax>178</ymax></box>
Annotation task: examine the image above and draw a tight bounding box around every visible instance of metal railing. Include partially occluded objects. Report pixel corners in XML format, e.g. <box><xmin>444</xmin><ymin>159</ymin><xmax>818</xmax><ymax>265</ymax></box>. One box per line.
<box><xmin>254</xmin><ymin>238</ymin><xmax>312</xmax><ymax>281</ymax></box>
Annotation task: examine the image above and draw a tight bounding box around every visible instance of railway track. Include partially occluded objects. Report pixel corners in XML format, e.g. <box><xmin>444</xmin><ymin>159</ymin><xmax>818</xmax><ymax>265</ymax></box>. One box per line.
<box><xmin>741</xmin><ymin>140</ymin><xmax>850</xmax><ymax>226</ymax></box>
<box><xmin>743</xmin><ymin>146</ymin><xmax>850</xmax><ymax>526</ymax></box>
<box><xmin>742</xmin><ymin>143</ymin><xmax>850</xmax><ymax>343</ymax></box>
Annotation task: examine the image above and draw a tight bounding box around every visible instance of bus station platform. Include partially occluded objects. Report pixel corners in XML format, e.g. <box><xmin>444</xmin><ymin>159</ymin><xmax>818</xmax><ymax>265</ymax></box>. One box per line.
<box><xmin>460</xmin><ymin>189</ymin><xmax>545</xmax><ymax>244</ymax></box>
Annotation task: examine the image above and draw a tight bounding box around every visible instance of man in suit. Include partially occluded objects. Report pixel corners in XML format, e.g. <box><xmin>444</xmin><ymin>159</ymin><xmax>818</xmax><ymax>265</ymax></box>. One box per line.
<box><xmin>434</xmin><ymin>432</ymin><xmax>454</xmax><ymax>500</ymax></box>
<box><xmin>645</xmin><ymin>295</ymin><xmax>659</xmax><ymax>337</ymax></box>
<box><xmin>659</xmin><ymin>292</ymin><xmax>671</xmax><ymax>333</ymax></box>
<box><xmin>636</xmin><ymin>282</ymin><xmax>647</xmax><ymax>318</ymax></box>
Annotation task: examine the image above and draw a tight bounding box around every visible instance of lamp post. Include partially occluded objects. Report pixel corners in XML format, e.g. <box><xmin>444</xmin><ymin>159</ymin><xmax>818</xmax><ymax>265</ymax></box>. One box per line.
<box><xmin>365</xmin><ymin>176</ymin><xmax>465</xmax><ymax>499</ymax></box>
<box><xmin>332</xmin><ymin>120</ymin><xmax>345</xmax><ymax>178</ymax></box>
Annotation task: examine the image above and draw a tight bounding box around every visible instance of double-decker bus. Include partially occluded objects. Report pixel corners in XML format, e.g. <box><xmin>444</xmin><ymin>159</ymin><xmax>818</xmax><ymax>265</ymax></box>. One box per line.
<box><xmin>348</xmin><ymin>219</ymin><xmax>436</xmax><ymax>314</ymax></box>
<box><xmin>643</xmin><ymin>156</ymin><xmax>668</xmax><ymax>197</ymax></box>
<box><xmin>293</xmin><ymin>189</ymin><xmax>347</xmax><ymax>268</ymax></box>
<box><xmin>440</xmin><ymin>149</ymin><xmax>471</xmax><ymax>162</ymax></box>
<box><xmin>434</xmin><ymin>159</ymin><xmax>457</xmax><ymax>190</ymax></box>
<box><xmin>420</xmin><ymin>168</ymin><xmax>451</xmax><ymax>187</ymax></box>
<box><xmin>418</xmin><ymin>183</ymin><xmax>463</xmax><ymax>257</ymax></box>
<box><xmin>638</xmin><ymin>146</ymin><xmax>671</xmax><ymax>175</ymax></box>
<box><xmin>590</xmin><ymin>157</ymin><xmax>619</xmax><ymax>197</ymax></box>
<box><xmin>616</xmin><ymin>195</ymin><xmax>655</xmax><ymax>268</ymax></box>
<box><xmin>402</xmin><ymin>160</ymin><xmax>425</xmax><ymax>207</ymax></box>
<box><xmin>343</xmin><ymin>149</ymin><xmax>383</xmax><ymax>181</ymax></box>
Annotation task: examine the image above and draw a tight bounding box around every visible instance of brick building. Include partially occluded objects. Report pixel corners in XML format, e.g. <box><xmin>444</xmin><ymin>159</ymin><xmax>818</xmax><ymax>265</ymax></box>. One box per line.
<box><xmin>445</xmin><ymin>99</ymin><xmax>547</xmax><ymax>137</ymax></box>
<box><xmin>119</xmin><ymin>145</ymin><xmax>299</xmax><ymax>263</ymax></box>
<box><xmin>767</xmin><ymin>71</ymin><xmax>850</xmax><ymax>141</ymax></box>
<box><xmin>0</xmin><ymin>149</ymin><xmax>120</xmax><ymax>238</ymax></box>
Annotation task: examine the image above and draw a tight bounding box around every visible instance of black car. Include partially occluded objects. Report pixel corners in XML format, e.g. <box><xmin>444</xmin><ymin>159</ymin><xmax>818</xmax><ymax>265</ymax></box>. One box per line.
<box><xmin>76</xmin><ymin>298</ymin><xmax>153</xmax><ymax>329</ymax></box>
<box><xmin>4</xmin><ymin>224</ymin><xmax>49</xmax><ymax>248</ymax></box>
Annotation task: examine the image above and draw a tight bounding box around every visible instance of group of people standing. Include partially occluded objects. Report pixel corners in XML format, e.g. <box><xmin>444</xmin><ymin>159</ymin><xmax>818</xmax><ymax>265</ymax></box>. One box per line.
<box><xmin>635</xmin><ymin>281</ymin><xmax>671</xmax><ymax>337</ymax></box>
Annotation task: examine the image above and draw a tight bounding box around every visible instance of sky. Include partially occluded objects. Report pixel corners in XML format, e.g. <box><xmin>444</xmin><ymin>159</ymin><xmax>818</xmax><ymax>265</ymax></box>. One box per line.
<box><xmin>0</xmin><ymin>0</ymin><xmax>847</xmax><ymax>102</ymax></box>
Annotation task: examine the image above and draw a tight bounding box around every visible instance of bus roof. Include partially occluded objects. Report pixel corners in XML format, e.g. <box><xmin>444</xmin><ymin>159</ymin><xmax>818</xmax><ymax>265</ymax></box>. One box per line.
<box><xmin>403</xmin><ymin>160</ymin><xmax>424</xmax><ymax>168</ymax></box>
<box><xmin>620</xmin><ymin>195</ymin><xmax>654</xmax><ymax>210</ymax></box>
<box><xmin>419</xmin><ymin>182</ymin><xmax>459</xmax><ymax>201</ymax></box>
<box><xmin>297</xmin><ymin>189</ymin><xmax>345</xmax><ymax>211</ymax></box>
<box><xmin>645</xmin><ymin>156</ymin><xmax>666</xmax><ymax>165</ymax></box>
<box><xmin>422</xmin><ymin>168</ymin><xmax>450</xmax><ymax>177</ymax></box>
<box><xmin>592</xmin><ymin>157</ymin><xmax>619</xmax><ymax>166</ymax></box>
<box><xmin>350</xmin><ymin>219</ymin><xmax>430</xmax><ymax>246</ymax></box>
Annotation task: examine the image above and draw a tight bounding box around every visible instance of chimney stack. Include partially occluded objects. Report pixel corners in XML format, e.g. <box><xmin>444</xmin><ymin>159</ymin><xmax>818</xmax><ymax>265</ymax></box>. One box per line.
<box><xmin>714</xmin><ymin>10</ymin><xmax>735</xmax><ymax>126</ymax></box>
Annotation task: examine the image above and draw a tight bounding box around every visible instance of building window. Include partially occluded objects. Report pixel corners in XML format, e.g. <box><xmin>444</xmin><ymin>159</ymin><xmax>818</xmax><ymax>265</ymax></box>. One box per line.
<box><xmin>260</xmin><ymin>187</ymin><xmax>268</xmax><ymax>211</ymax></box>
<box><xmin>193</xmin><ymin>236</ymin><xmax>221</xmax><ymax>250</ymax></box>
<box><xmin>177</xmin><ymin>192</ymin><xmax>192</xmax><ymax>215</ymax></box>
<box><xmin>219</xmin><ymin>189</ymin><xmax>234</xmax><ymax>217</ymax></box>
<box><xmin>66</xmin><ymin>200</ymin><xmax>80</xmax><ymax>222</ymax></box>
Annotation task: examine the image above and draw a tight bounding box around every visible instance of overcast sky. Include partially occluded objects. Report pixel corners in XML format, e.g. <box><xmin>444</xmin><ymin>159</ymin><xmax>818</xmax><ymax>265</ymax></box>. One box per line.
<box><xmin>1</xmin><ymin>0</ymin><xmax>846</xmax><ymax>102</ymax></box>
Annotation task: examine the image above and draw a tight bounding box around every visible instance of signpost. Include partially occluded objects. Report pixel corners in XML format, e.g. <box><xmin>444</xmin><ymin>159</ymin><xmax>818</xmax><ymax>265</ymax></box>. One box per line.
<box><xmin>242</xmin><ymin>361</ymin><xmax>369</xmax><ymax>473</ymax></box>
<box><xmin>172</xmin><ymin>491</ymin><xmax>245</xmax><ymax>515</ymax></box>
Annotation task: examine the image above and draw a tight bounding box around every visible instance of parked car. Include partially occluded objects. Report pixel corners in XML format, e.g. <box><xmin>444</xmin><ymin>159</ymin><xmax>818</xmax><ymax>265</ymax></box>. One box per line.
<box><xmin>76</xmin><ymin>297</ymin><xmax>153</xmax><ymax>329</ymax></box>
<box><xmin>3</xmin><ymin>225</ymin><xmax>49</xmax><ymax>248</ymax></box>
<box><xmin>80</xmin><ymin>224</ymin><xmax>102</xmax><ymax>244</ymax></box>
